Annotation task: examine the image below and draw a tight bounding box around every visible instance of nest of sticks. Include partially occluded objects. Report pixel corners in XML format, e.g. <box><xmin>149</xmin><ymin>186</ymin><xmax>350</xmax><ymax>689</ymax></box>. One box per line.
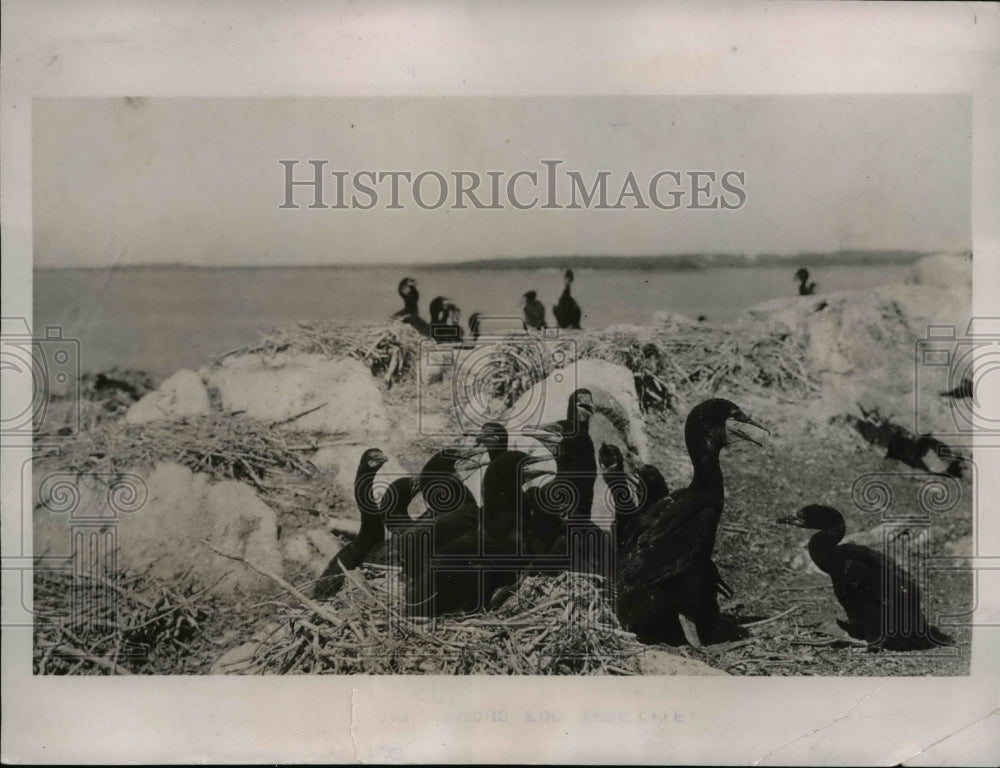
<box><xmin>211</xmin><ymin>550</ymin><xmax>646</xmax><ymax>675</ymax></box>
<box><xmin>33</xmin><ymin>565</ymin><xmax>220</xmax><ymax>675</ymax></box>
<box><xmin>214</xmin><ymin>320</ymin><xmax>425</xmax><ymax>388</ymax></box>
<box><xmin>461</xmin><ymin>319</ymin><xmax>817</xmax><ymax>411</ymax></box>
<box><xmin>32</xmin><ymin>412</ymin><xmax>337</xmax><ymax>512</ymax></box>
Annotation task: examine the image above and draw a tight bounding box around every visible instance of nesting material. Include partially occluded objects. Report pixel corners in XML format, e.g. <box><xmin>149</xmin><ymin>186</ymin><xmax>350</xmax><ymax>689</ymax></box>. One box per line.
<box><xmin>33</xmin><ymin>566</ymin><xmax>218</xmax><ymax>675</ymax></box>
<box><xmin>214</xmin><ymin>320</ymin><xmax>426</xmax><ymax>388</ymax></box>
<box><xmin>33</xmin><ymin>412</ymin><xmax>328</xmax><ymax>510</ymax></box>
<box><xmin>217</xmin><ymin>567</ymin><xmax>647</xmax><ymax>675</ymax></box>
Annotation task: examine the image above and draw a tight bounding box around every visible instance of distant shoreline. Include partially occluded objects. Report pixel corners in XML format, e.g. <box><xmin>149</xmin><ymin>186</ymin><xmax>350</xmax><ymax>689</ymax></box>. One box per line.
<box><xmin>34</xmin><ymin>249</ymin><xmax>951</xmax><ymax>272</ymax></box>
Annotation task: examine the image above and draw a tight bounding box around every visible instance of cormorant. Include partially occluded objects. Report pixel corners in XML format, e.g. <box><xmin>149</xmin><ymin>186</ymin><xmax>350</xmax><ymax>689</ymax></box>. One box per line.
<box><xmin>778</xmin><ymin>505</ymin><xmax>954</xmax><ymax>650</ymax></box>
<box><xmin>429</xmin><ymin>296</ymin><xmax>464</xmax><ymax>343</ymax></box>
<box><xmin>616</xmin><ymin>398</ymin><xmax>767</xmax><ymax>647</ymax></box>
<box><xmin>795</xmin><ymin>268</ymin><xmax>817</xmax><ymax>296</ymax></box>
<box><xmin>597</xmin><ymin>443</ymin><xmax>639</xmax><ymax>554</ymax></box>
<box><xmin>940</xmin><ymin>377</ymin><xmax>973</xmax><ymax>399</ymax></box>
<box><xmin>522</xmin><ymin>290</ymin><xmax>547</xmax><ymax>330</ymax></box>
<box><xmin>552</xmin><ymin>269</ymin><xmax>582</xmax><ymax>329</ymax></box>
<box><xmin>468</xmin><ymin>312</ymin><xmax>482</xmax><ymax>342</ymax></box>
<box><xmin>392</xmin><ymin>277</ymin><xmax>430</xmax><ymax>335</ymax></box>
<box><xmin>403</xmin><ymin>442</ymin><xmax>548</xmax><ymax>617</ymax></box>
<box><xmin>528</xmin><ymin>389</ymin><xmax>599</xmax><ymax>557</ymax></box>
<box><xmin>315</xmin><ymin>449</ymin><xmax>399</xmax><ymax>598</ymax></box>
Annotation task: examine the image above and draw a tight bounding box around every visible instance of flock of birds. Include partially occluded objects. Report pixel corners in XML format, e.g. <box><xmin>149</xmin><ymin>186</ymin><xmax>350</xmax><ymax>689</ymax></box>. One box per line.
<box><xmin>391</xmin><ymin>269</ymin><xmax>583</xmax><ymax>344</ymax></box>
<box><xmin>391</xmin><ymin>266</ymin><xmax>818</xmax><ymax>345</ymax></box>
<box><xmin>313</xmin><ymin>385</ymin><xmax>955</xmax><ymax>652</ymax></box>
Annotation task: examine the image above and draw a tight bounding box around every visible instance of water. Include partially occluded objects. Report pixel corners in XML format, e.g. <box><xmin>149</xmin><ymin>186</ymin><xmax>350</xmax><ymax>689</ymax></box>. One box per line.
<box><xmin>34</xmin><ymin>263</ymin><xmax>911</xmax><ymax>379</ymax></box>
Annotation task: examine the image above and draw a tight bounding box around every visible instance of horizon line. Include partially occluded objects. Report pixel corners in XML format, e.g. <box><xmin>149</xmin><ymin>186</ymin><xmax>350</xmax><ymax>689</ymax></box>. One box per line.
<box><xmin>33</xmin><ymin>248</ymin><xmax>953</xmax><ymax>271</ymax></box>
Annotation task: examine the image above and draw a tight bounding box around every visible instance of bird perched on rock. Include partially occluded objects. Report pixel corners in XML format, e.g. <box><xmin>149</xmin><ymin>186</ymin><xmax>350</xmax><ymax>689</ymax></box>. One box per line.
<box><xmin>616</xmin><ymin>398</ymin><xmax>767</xmax><ymax>647</ymax></box>
<box><xmin>522</xmin><ymin>290</ymin><xmax>547</xmax><ymax>330</ymax></box>
<box><xmin>553</xmin><ymin>269</ymin><xmax>582</xmax><ymax>329</ymax></box>
<box><xmin>429</xmin><ymin>296</ymin><xmax>463</xmax><ymax>343</ymax></box>
<box><xmin>778</xmin><ymin>505</ymin><xmax>954</xmax><ymax>651</ymax></box>
<box><xmin>795</xmin><ymin>268</ymin><xmax>817</xmax><ymax>296</ymax></box>
<box><xmin>391</xmin><ymin>277</ymin><xmax>430</xmax><ymax>335</ymax></box>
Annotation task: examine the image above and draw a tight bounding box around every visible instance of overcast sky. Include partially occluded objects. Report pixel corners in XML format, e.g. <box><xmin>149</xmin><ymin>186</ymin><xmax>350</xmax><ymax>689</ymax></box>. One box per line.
<box><xmin>33</xmin><ymin>95</ymin><xmax>971</xmax><ymax>268</ymax></box>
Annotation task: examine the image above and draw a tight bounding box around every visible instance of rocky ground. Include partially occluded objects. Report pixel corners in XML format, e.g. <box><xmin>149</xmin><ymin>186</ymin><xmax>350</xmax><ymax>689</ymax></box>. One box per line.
<box><xmin>31</xmin><ymin>253</ymin><xmax>974</xmax><ymax>676</ymax></box>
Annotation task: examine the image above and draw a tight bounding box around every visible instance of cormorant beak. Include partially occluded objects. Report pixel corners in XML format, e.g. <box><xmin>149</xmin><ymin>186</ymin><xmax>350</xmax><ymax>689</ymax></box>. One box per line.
<box><xmin>726</xmin><ymin>412</ymin><xmax>769</xmax><ymax>447</ymax></box>
<box><xmin>776</xmin><ymin>515</ymin><xmax>805</xmax><ymax>527</ymax></box>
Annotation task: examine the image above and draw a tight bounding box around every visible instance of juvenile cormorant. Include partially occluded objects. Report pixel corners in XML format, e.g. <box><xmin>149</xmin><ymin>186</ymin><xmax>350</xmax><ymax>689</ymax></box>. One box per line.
<box><xmin>392</xmin><ymin>277</ymin><xmax>430</xmax><ymax>335</ymax></box>
<box><xmin>528</xmin><ymin>389</ymin><xmax>599</xmax><ymax>556</ymax></box>
<box><xmin>522</xmin><ymin>290</ymin><xmax>547</xmax><ymax>330</ymax></box>
<box><xmin>404</xmin><ymin>442</ymin><xmax>549</xmax><ymax>617</ymax></box>
<box><xmin>552</xmin><ymin>269</ymin><xmax>582</xmax><ymax>329</ymax></box>
<box><xmin>778</xmin><ymin>505</ymin><xmax>954</xmax><ymax>650</ymax></box>
<box><xmin>315</xmin><ymin>448</ymin><xmax>391</xmax><ymax>598</ymax></box>
<box><xmin>598</xmin><ymin>443</ymin><xmax>639</xmax><ymax>552</ymax></box>
<box><xmin>429</xmin><ymin>296</ymin><xmax>464</xmax><ymax>343</ymax></box>
<box><xmin>795</xmin><ymin>268</ymin><xmax>817</xmax><ymax>296</ymax></box>
<box><xmin>616</xmin><ymin>398</ymin><xmax>767</xmax><ymax>647</ymax></box>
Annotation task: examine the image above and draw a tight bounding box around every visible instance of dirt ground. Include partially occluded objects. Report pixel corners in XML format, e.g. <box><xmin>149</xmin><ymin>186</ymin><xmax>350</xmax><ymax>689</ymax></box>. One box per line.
<box><xmin>636</xmin><ymin>389</ymin><xmax>972</xmax><ymax>676</ymax></box>
<box><xmin>33</xmin><ymin>361</ymin><xmax>973</xmax><ymax>676</ymax></box>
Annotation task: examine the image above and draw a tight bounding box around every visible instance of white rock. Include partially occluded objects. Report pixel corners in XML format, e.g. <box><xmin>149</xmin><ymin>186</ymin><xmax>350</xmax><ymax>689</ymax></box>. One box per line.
<box><xmin>204</xmin><ymin>352</ymin><xmax>389</xmax><ymax>438</ymax></box>
<box><xmin>34</xmin><ymin>461</ymin><xmax>283</xmax><ymax>599</ymax></box>
<box><xmin>636</xmin><ymin>648</ymin><xmax>728</xmax><ymax>676</ymax></box>
<box><xmin>125</xmin><ymin>369</ymin><xmax>210</xmax><ymax>424</ymax></box>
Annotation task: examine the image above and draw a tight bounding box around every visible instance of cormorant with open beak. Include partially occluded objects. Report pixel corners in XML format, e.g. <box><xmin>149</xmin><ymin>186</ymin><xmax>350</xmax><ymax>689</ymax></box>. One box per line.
<box><xmin>616</xmin><ymin>399</ymin><xmax>768</xmax><ymax>647</ymax></box>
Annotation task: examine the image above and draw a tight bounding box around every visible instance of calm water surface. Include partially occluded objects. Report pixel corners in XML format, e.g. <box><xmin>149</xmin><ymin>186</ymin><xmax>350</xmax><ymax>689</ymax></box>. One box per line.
<box><xmin>34</xmin><ymin>264</ymin><xmax>910</xmax><ymax>379</ymax></box>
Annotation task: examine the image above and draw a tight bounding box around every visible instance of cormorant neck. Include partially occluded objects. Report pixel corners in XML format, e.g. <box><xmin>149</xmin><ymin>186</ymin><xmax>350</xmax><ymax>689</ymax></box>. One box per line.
<box><xmin>354</xmin><ymin>468</ymin><xmax>381</xmax><ymax>523</ymax></box>
<box><xmin>807</xmin><ymin>524</ymin><xmax>845</xmax><ymax>573</ymax></box>
<box><xmin>688</xmin><ymin>442</ymin><xmax>724</xmax><ymax>502</ymax></box>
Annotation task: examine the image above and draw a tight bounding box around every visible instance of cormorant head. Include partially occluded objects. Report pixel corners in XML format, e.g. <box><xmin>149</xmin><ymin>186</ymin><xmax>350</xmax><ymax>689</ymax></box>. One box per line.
<box><xmin>378</xmin><ymin>476</ymin><xmax>420</xmax><ymax>520</ymax></box>
<box><xmin>360</xmin><ymin>448</ymin><xmax>389</xmax><ymax>471</ymax></box>
<box><xmin>475</xmin><ymin>421</ymin><xmax>510</xmax><ymax>458</ymax></box>
<box><xmin>567</xmin><ymin>388</ymin><xmax>595</xmax><ymax>423</ymax></box>
<box><xmin>794</xmin><ymin>268</ymin><xmax>809</xmax><ymax>282</ymax></box>
<box><xmin>523</xmin><ymin>290</ymin><xmax>537</xmax><ymax>303</ymax></box>
<box><xmin>564</xmin><ymin>269</ymin><xmax>575</xmax><ymax>283</ymax></box>
<box><xmin>398</xmin><ymin>277</ymin><xmax>417</xmax><ymax>297</ymax></box>
<box><xmin>685</xmin><ymin>398</ymin><xmax>769</xmax><ymax>454</ymax></box>
<box><xmin>598</xmin><ymin>442</ymin><xmax>624</xmax><ymax>472</ymax></box>
<box><xmin>778</xmin><ymin>504</ymin><xmax>845</xmax><ymax>531</ymax></box>
<box><xmin>636</xmin><ymin>464</ymin><xmax>670</xmax><ymax>506</ymax></box>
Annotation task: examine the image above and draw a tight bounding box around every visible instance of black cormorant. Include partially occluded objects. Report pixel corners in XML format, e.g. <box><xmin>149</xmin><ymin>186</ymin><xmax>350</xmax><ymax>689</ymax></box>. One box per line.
<box><xmin>468</xmin><ymin>312</ymin><xmax>482</xmax><ymax>342</ymax></box>
<box><xmin>527</xmin><ymin>389</ymin><xmax>599</xmax><ymax>557</ymax></box>
<box><xmin>315</xmin><ymin>448</ymin><xmax>395</xmax><ymax>598</ymax></box>
<box><xmin>553</xmin><ymin>269</ymin><xmax>582</xmax><ymax>329</ymax></box>
<box><xmin>598</xmin><ymin>443</ymin><xmax>639</xmax><ymax>552</ymax></box>
<box><xmin>778</xmin><ymin>505</ymin><xmax>954</xmax><ymax>650</ymax></box>
<box><xmin>616</xmin><ymin>398</ymin><xmax>767</xmax><ymax>647</ymax></box>
<box><xmin>795</xmin><ymin>268</ymin><xmax>817</xmax><ymax>296</ymax></box>
<box><xmin>392</xmin><ymin>277</ymin><xmax>430</xmax><ymax>335</ymax></box>
<box><xmin>522</xmin><ymin>290</ymin><xmax>547</xmax><ymax>330</ymax></box>
<box><xmin>429</xmin><ymin>296</ymin><xmax>464</xmax><ymax>343</ymax></box>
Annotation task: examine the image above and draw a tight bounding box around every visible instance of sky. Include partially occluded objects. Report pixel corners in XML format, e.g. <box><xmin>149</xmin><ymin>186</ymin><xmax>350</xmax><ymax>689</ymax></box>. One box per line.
<box><xmin>33</xmin><ymin>95</ymin><xmax>971</xmax><ymax>268</ymax></box>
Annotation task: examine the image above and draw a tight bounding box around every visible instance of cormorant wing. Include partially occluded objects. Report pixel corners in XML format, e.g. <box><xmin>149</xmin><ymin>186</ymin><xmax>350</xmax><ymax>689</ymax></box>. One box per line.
<box><xmin>837</xmin><ymin>543</ymin><xmax>925</xmax><ymax>615</ymax></box>
<box><xmin>618</xmin><ymin>495</ymin><xmax>718</xmax><ymax>590</ymax></box>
